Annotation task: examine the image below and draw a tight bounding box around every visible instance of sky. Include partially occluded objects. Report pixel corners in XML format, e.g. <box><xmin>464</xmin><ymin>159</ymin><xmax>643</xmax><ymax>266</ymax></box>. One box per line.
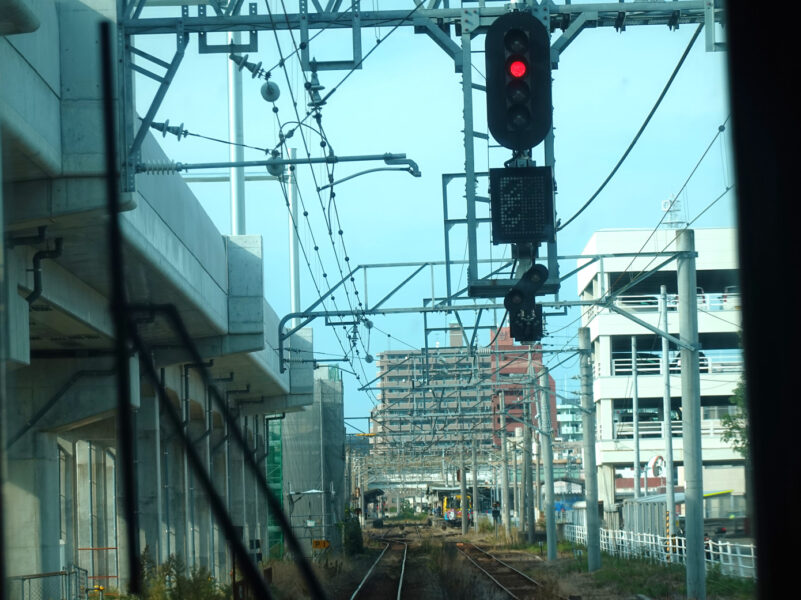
<box><xmin>133</xmin><ymin>2</ymin><xmax>736</xmax><ymax>431</ymax></box>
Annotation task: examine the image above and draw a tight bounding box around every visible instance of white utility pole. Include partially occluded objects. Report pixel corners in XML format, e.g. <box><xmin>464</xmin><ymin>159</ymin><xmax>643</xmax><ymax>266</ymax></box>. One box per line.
<box><xmin>538</xmin><ymin>369</ymin><xmax>556</xmax><ymax>561</ymax></box>
<box><xmin>632</xmin><ymin>336</ymin><xmax>641</xmax><ymax>499</ymax></box>
<box><xmin>524</xmin><ymin>400</ymin><xmax>535</xmax><ymax>544</ymax></box>
<box><xmin>472</xmin><ymin>438</ymin><xmax>479</xmax><ymax>533</ymax></box>
<box><xmin>460</xmin><ymin>437</ymin><xmax>468</xmax><ymax>535</ymax></box>
<box><xmin>660</xmin><ymin>285</ymin><xmax>677</xmax><ymax>536</ymax></box>
<box><xmin>227</xmin><ymin>31</ymin><xmax>246</xmax><ymax>235</ymax></box>
<box><xmin>500</xmin><ymin>391</ymin><xmax>511</xmax><ymax>537</ymax></box>
<box><xmin>678</xmin><ymin>229</ymin><xmax>705</xmax><ymax>599</ymax></box>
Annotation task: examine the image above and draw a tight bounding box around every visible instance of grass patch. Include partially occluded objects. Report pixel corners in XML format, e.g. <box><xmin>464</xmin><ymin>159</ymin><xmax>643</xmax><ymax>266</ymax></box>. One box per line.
<box><xmin>546</xmin><ymin>551</ymin><xmax>755</xmax><ymax>599</ymax></box>
<box><xmin>477</xmin><ymin>519</ymin><xmax>496</xmax><ymax>534</ymax></box>
<box><xmin>591</xmin><ymin>555</ymin><xmax>686</xmax><ymax>598</ymax></box>
<box><xmin>706</xmin><ymin>565</ymin><xmax>757</xmax><ymax>599</ymax></box>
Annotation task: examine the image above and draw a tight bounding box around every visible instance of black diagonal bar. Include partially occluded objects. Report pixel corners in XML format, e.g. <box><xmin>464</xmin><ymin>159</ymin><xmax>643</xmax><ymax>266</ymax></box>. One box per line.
<box><xmin>129</xmin><ymin>326</ymin><xmax>275</xmax><ymax>600</ymax></box>
<box><xmin>128</xmin><ymin>304</ymin><xmax>328</xmax><ymax>600</ymax></box>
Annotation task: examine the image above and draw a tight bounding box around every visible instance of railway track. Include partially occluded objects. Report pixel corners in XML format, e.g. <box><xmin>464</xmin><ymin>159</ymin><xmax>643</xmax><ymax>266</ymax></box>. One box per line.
<box><xmin>456</xmin><ymin>542</ymin><xmax>558</xmax><ymax>600</ymax></box>
<box><xmin>350</xmin><ymin>537</ymin><xmax>408</xmax><ymax>600</ymax></box>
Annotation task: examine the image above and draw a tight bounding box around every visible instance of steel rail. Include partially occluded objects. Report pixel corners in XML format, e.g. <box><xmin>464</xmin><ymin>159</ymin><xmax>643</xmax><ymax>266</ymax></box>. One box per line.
<box><xmin>455</xmin><ymin>542</ymin><xmax>545</xmax><ymax>600</ymax></box>
<box><xmin>455</xmin><ymin>544</ymin><xmax>520</xmax><ymax>599</ymax></box>
<box><xmin>349</xmin><ymin>542</ymin><xmax>389</xmax><ymax>600</ymax></box>
<box><xmin>397</xmin><ymin>541</ymin><xmax>408</xmax><ymax>600</ymax></box>
<box><xmin>468</xmin><ymin>543</ymin><xmax>542</xmax><ymax>587</ymax></box>
<box><xmin>351</xmin><ymin>535</ymin><xmax>409</xmax><ymax>600</ymax></box>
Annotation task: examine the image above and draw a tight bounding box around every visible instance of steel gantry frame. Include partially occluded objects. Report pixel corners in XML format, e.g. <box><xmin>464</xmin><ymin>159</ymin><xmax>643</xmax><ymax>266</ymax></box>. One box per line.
<box><xmin>117</xmin><ymin>4</ymin><xmax>722</xmax><ymax>596</ymax></box>
<box><xmin>117</xmin><ymin>0</ymin><xmax>723</xmax><ymax>370</ymax></box>
<box><xmin>117</xmin><ymin>0</ymin><xmax>723</xmax><ymax>230</ymax></box>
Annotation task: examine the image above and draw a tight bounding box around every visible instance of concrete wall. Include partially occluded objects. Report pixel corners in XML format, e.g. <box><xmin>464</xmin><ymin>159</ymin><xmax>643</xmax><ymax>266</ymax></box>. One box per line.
<box><xmin>1</xmin><ymin>1</ymin><xmax>315</xmax><ymax>590</ymax></box>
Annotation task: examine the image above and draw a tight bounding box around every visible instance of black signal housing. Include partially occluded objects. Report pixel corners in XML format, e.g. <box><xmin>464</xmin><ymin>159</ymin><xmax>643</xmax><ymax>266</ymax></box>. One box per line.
<box><xmin>485</xmin><ymin>11</ymin><xmax>552</xmax><ymax>151</ymax></box>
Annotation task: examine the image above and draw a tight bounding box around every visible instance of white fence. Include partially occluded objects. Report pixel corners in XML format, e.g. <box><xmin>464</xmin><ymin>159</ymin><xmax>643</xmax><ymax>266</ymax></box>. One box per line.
<box><xmin>564</xmin><ymin>524</ymin><xmax>756</xmax><ymax>580</ymax></box>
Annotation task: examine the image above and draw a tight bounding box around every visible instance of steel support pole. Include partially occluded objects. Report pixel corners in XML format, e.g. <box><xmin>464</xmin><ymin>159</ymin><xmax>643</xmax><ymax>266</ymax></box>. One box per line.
<box><xmin>239</xmin><ymin>415</ymin><xmax>247</xmax><ymax>544</ymax></box>
<box><xmin>182</xmin><ymin>373</ymin><xmax>192</xmax><ymax>571</ymax></box>
<box><xmin>524</xmin><ymin>401</ymin><xmax>535</xmax><ymax>544</ymax></box>
<box><xmin>579</xmin><ymin>328</ymin><xmax>601</xmax><ymax>571</ymax></box>
<box><xmin>500</xmin><ymin>392</ymin><xmax>511</xmax><ymax>537</ymax></box>
<box><xmin>677</xmin><ymin>229</ymin><xmax>705</xmax><ymax>599</ymax></box>
<box><xmin>660</xmin><ymin>285</ymin><xmax>676</xmax><ymax>537</ymax></box>
<box><xmin>320</xmin><ymin>389</ymin><xmax>326</xmax><ymax>540</ymax></box>
<box><xmin>227</xmin><ymin>31</ymin><xmax>246</xmax><ymax>235</ymax></box>
<box><xmin>513</xmin><ymin>444</ymin><xmax>520</xmax><ymax>530</ymax></box>
<box><xmin>472</xmin><ymin>438</ymin><xmax>479</xmax><ymax>533</ymax></box>
<box><xmin>632</xmin><ymin>336</ymin><xmax>641</xmax><ymax>499</ymax></box>
<box><xmin>288</xmin><ymin>148</ymin><xmax>301</xmax><ymax>327</ymax></box>
<box><xmin>535</xmin><ymin>434</ymin><xmax>541</xmax><ymax>513</ymax></box>
<box><xmin>441</xmin><ymin>448</ymin><xmax>446</xmax><ymax>487</ymax></box>
<box><xmin>460</xmin><ymin>29</ymin><xmax>478</xmax><ymax>285</ymax></box>
<box><xmin>521</xmin><ymin>423</ymin><xmax>529</xmax><ymax>536</ymax></box>
<box><xmin>538</xmin><ymin>369</ymin><xmax>556</xmax><ymax>561</ymax></box>
<box><xmin>205</xmin><ymin>388</ymin><xmax>214</xmax><ymax>575</ymax></box>
<box><xmin>460</xmin><ymin>437</ymin><xmax>468</xmax><ymax>535</ymax></box>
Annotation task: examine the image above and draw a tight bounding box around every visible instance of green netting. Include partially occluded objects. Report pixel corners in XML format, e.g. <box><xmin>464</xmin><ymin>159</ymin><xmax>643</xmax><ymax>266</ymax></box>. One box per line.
<box><xmin>266</xmin><ymin>419</ymin><xmax>284</xmax><ymax>558</ymax></box>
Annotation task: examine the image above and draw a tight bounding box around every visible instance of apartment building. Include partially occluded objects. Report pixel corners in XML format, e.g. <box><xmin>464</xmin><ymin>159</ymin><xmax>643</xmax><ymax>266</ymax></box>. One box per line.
<box><xmin>488</xmin><ymin>327</ymin><xmax>557</xmax><ymax>447</ymax></box>
<box><xmin>371</xmin><ymin>325</ymin><xmax>494</xmax><ymax>452</ymax></box>
<box><xmin>578</xmin><ymin>228</ymin><xmax>744</xmax><ymax>519</ymax></box>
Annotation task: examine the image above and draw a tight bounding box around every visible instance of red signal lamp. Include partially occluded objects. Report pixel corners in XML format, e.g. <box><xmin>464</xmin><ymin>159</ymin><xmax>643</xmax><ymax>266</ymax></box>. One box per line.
<box><xmin>508</xmin><ymin>58</ymin><xmax>527</xmax><ymax>78</ymax></box>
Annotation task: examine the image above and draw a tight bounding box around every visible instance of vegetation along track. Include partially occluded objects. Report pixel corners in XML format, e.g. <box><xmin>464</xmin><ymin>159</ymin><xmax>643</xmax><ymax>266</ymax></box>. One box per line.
<box><xmin>456</xmin><ymin>542</ymin><xmax>564</xmax><ymax>600</ymax></box>
<box><xmin>350</xmin><ymin>536</ymin><xmax>408</xmax><ymax>600</ymax></box>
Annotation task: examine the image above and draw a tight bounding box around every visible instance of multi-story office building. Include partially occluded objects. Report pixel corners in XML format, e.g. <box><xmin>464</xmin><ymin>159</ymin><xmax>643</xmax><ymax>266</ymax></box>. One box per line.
<box><xmin>578</xmin><ymin>228</ymin><xmax>744</xmax><ymax>519</ymax></box>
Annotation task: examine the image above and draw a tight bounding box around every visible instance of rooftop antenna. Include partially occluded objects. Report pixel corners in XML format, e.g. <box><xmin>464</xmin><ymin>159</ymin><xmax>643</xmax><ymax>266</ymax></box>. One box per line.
<box><xmin>661</xmin><ymin>194</ymin><xmax>687</xmax><ymax>229</ymax></box>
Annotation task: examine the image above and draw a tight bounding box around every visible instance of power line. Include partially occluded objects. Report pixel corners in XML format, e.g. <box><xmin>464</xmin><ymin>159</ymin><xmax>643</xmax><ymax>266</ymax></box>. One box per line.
<box><xmin>557</xmin><ymin>23</ymin><xmax>704</xmax><ymax>233</ymax></box>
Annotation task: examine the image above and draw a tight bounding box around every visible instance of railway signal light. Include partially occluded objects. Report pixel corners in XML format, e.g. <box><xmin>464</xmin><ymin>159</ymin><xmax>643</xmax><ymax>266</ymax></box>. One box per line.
<box><xmin>505</xmin><ymin>265</ymin><xmax>548</xmax><ymax>343</ymax></box>
<box><xmin>485</xmin><ymin>11</ymin><xmax>552</xmax><ymax>150</ymax></box>
<box><xmin>489</xmin><ymin>166</ymin><xmax>555</xmax><ymax>245</ymax></box>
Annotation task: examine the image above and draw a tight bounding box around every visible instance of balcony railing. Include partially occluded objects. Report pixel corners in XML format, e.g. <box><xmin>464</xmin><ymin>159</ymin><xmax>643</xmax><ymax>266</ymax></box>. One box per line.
<box><xmin>612</xmin><ymin>292</ymin><xmax>741</xmax><ymax>312</ymax></box>
<box><xmin>614</xmin><ymin>419</ymin><xmax>729</xmax><ymax>440</ymax></box>
<box><xmin>609</xmin><ymin>351</ymin><xmax>742</xmax><ymax>376</ymax></box>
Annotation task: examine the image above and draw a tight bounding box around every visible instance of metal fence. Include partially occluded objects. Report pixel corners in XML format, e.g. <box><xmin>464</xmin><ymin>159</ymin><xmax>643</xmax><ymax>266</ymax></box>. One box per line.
<box><xmin>564</xmin><ymin>524</ymin><xmax>756</xmax><ymax>579</ymax></box>
<box><xmin>7</xmin><ymin>567</ymin><xmax>88</xmax><ymax>600</ymax></box>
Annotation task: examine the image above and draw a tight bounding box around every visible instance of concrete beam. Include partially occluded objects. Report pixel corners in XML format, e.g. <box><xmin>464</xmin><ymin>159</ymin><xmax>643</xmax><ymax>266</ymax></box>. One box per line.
<box><xmin>227</xmin><ymin>235</ymin><xmax>263</xmax><ymax>335</ymax></box>
<box><xmin>4</xmin><ymin>177</ymin><xmax>136</xmax><ymax>231</ymax></box>
<box><xmin>0</xmin><ymin>0</ymin><xmax>40</xmax><ymax>34</ymax></box>
<box><xmin>12</xmin><ymin>245</ymin><xmax>114</xmax><ymax>336</ymax></box>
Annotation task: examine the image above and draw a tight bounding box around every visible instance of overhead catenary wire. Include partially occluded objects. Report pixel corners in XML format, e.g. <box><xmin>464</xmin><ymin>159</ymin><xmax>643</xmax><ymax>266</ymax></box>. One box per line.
<box><xmin>257</xmin><ymin>1</ymin><xmax>386</xmax><ymax>391</ymax></box>
<box><xmin>262</xmin><ymin>0</ymin><xmax>383</xmax><ymax>374</ymax></box>
<box><xmin>557</xmin><ymin>23</ymin><xmax>704</xmax><ymax>233</ymax></box>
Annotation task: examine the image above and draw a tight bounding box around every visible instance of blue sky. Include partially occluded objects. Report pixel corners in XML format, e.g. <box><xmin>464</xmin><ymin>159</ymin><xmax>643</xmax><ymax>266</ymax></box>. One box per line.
<box><xmin>134</xmin><ymin>4</ymin><xmax>735</xmax><ymax>429</ymax></box>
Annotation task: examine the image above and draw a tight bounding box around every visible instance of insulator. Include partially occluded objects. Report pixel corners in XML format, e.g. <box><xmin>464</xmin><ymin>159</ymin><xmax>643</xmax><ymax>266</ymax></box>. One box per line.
<box><xmin>249</xmin><ymin>61</ymin><xmax>262</xmax><ymax>78</ymax></box>
<box><xmin>230</xmin><ymin>53</ymin><xmax>262</xmax><ymax>78</ymax></box>
<box><xmin>137</xmin><ymin>161</ymin><xmax>181</xmax><ymax>175</ymax></box>
<box><xmin>150</xmin><ymin>119</ymin><xmax>187</xmax><ymax>141</ymax></box>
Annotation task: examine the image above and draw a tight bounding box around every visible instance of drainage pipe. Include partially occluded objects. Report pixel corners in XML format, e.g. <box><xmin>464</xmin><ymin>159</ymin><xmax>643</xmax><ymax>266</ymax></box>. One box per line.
<box><xmin>26</xmin><ymin>238</ymin><xmax>63</xmax><ymax>304</ymax></box>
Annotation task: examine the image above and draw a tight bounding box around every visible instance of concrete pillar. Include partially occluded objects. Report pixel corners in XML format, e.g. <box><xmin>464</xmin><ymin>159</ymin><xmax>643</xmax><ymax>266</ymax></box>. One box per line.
<box><xmin>597</xmin><ymin>464</ymin><xmax>617</xmax><ymax>512</ymax></box>
<box><xmin>211</xmin><ymin>425</ymin><xmax>227</xmax><ymax>577</ymax></box>
<box><xmin>136</xmin><ymin>394</ymin><xmax>163</xmax><ymax>564</ymax></box>
<box><xmin>227</xmin><ymin>412</ymin><xmax>246</xmax><ymax>548</ymax></box>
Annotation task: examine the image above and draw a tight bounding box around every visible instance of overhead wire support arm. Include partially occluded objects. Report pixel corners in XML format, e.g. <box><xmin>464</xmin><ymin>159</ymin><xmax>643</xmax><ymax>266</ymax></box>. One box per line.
<box><xmin>122</xmin><ymin>3</ymin><xmax>716</xmax><ymax>36</ymax></box>
<box><xmin>126</xmin><ymin>31</ymin><xmax>189</xmax><ymax>167</ymax></box>
<box><xmin>136</xmin><ymin>152</ymin><xmax>418</xmax><ymax>174</ymax></box>
<box><xmin>278</xmin><ymin>302</ymin><xmax>506</xmax><ymax>372</ymax></box>
<box><xmin>316</xmin><ymin>165</ymin><xmax>420</xmax><ymax>192</ymax></box>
